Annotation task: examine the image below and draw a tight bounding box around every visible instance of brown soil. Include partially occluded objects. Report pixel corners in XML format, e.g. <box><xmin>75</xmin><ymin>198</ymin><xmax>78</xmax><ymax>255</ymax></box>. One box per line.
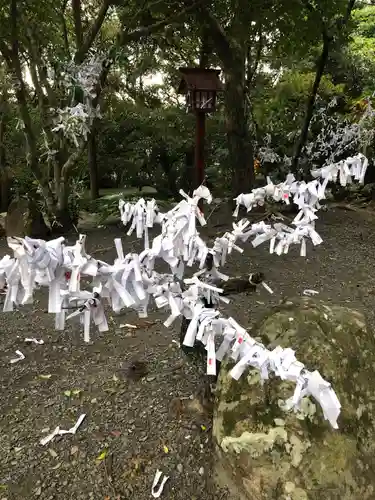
<box><xmin>0</xmin><ymin>204</ymin><xmax>375</xmax><ymax>499</ymax></box>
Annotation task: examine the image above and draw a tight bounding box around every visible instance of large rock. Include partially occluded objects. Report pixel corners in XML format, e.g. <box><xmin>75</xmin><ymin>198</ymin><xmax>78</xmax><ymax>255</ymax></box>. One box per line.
<box><xmin>6</xmin><ymin>197</ymin><xmax>50</xmax><ymax>238</ymax></box>
<box><xmin>213</xmin><ymin>297</ymin><xmax>375</xmax><ymax>500</ymax></box>
<box><xmin>0</xmin><ymin>211</ymin><xmax>6</xmax><ymax>236</ymax></box>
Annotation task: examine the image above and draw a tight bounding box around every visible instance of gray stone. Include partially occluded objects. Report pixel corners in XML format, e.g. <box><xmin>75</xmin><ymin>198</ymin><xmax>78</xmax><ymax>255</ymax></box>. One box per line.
<box><xmin>0</xmin><ymin>211</ymin><xmax>6</xmax><ymax>236</ymax></box>
<box><xmin>213</xmin><ymin>297</ymin><xmax>375</xmax><ymax>500</ymax></box>
<box><xmin>6</xmin><ymin>197</ymin><xmax>50</xmax><ymax>238</ymax></box>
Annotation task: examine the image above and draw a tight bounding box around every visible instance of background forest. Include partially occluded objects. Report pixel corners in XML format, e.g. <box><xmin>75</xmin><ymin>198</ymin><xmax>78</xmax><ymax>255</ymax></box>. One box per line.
<box><xmin>0</xmin><ymin>0</ymin><xmax>375</xmax><ymax>231</ymax></box>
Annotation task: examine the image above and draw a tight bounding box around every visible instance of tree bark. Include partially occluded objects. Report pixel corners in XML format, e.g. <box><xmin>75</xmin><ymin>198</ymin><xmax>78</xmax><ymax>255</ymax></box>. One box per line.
<box><xmin>88</xmin><ymin>127</ymin><xmax>100</xmax><ymax>200</ymax></box>
<box><xmin>158</xmin><ymin>146</ymin><xmax>179</xmax><ymax>197</ymax></box>
<box><xmin>225</xmin><ymin>61</ymin><xmax>255</xmax><ymax>195</ymax></box>
<box><xmin>72</xmin><ymin>0</ymin><xmax>83</xmax><ymax>49</ymax></box>
<box><xmin>292</xmin><ymin>0</ymin><xmax>357</xmax><ymax>172</ymax></box>
<box><xmin>292</xmin><ymin>33</ymin><xmax>331</xmax><ymax>172</ymax></box>
<box><xmin>0</xmin><ymin>112</ymin><xmax>10</xmax><ymax>212</ymax></box>
<box><xmin>197</xmin><ymin>7</ymin><xmax>255</xmax><ymax>195</ymax></box>
<box><xmin>1</xmin><ymin>0</ymin><xmax>57</xmax><ymax>220</ymax></box>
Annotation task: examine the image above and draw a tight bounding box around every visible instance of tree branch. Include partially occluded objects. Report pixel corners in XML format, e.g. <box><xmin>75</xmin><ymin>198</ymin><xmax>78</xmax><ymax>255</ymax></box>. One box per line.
<box><xmin>74</xmin><ymin>0</ymin><xmax>112</xmax><ymax>64</ymax></box>
<box><xmin>28</xmin><ymin>53</ymin><xmax>45</xmax><ymax>110</ymax></box>
<box><xmin>61</xmin><ymin>0</ymin><xmax>71</xmax><ymax>58</ymax></box>
<box><xmin>7</xmin><ymin>0</ymin><xmax>56</xmax><ymax>215</ymax></box>
<box><xmin>119</xmin><ymin>0</ymin><xmax>204</xmax><ymax>46</ymax></box>
<box><xmin>342</xmin><ymin>0</ymin><xmax>357</xmax><ymax>25</ymax></box>
<box><xmin>9</xmin><ymin>0</ymin><xmax>39</xmax><ymax>162</ymax></box>
<box><xmin>246</xmin><ymin>26</ymin><xmax>263</xmax><ymax>91</ymax></box>
<box><xmin>292</xmin><ymin>0</ymin><xmax>357</xmax><ymax>171</ymax></box>
<box><xmin>61</xmin><ymin>140</ymin><xmax>87</xmax><ymax>178</ymax></box>
<box><xmin>72</xmin><ymin>0</ymin><xmax>83</xmax><ymax>49</ymax></box>
<box><xmin>24</xmin><ymin>30</ymin><xmax>58</xmax><ymax>114</ymax></box>
<box><xmin>195</xmin><ymin>6</ymin><xmax>235</xmax><ymax>70</ymax></box>
<box><xmin>0</xmin><ymin>40</ymin><xmax>12</xmax><ymax>66</ymax></box>
<box><xmin>92</xmin><ymin>0</ymin><xmax>204</xmax><ymax>106</ymax></box>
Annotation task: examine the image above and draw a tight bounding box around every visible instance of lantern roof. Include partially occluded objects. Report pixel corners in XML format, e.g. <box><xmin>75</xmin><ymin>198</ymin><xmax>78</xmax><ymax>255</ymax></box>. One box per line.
<box><xmin>177</xmin><ymin>67</ymin><xmax>224</xmax><ymax>94</ymax></box>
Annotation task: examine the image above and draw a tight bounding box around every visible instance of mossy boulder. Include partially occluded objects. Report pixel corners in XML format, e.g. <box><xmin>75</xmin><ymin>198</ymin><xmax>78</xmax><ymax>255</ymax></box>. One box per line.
<box><xmin>6</xmin><ymin>197</ymin><xmax>50</xmax><ymax>238</ymax></box>
<box><xmin>213</xmin><ymin>297</ymin><xmax>375</xmax><ymax>500</ymax></box>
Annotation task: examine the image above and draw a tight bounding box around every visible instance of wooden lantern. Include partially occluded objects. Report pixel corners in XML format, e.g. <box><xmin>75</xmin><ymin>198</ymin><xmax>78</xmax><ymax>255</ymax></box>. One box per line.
<box><xmin>177</xmin><ymin>68</ymin><xmax>224</xmax><ymax>113</ymax></box>
<box><xmin>177</xmin><ymin>68</ymin><xmax>224</xmax><ymax>199</ymax></box>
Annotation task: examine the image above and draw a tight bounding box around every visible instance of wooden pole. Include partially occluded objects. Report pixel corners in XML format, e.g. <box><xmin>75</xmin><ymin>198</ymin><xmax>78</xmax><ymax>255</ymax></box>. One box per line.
<box><xmin>195</xmin><ymin>111</ymin><xmax>206</xmax><ymax>188</ymax></box>
<box><xmin>195</xmin><ymin>111</ymin><xmax>206</xmax><ymax>211</ymax></box>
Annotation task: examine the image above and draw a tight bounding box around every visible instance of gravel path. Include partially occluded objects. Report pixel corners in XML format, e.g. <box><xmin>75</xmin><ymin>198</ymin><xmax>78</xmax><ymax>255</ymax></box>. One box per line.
<box><xmin>0</xmin><ymin>205</ymin><xmax>375</xmax><ymax>499</ymax></box>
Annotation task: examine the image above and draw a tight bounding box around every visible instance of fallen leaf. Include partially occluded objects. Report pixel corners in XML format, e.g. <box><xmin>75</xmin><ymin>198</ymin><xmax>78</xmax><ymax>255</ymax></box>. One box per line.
<box><xmin>163</xmin><ymin>445</ymin><xmax>169</xmax><ymax>454</ymax></box>
<box><xmin>104</xmin><ymin>387</ymin><xmax>117</xmax><ymax>394</ymax></box>
<box><xmin>64</xmin><ymin>390</ymin><xmax>72</xmax><ymax>397</ymax></box>
<box><xmin>0</xmin><ymin>484</ymin><xmax>8</xmax><ymax>490</ymax></box>
<box><xmin>110</xmin><ymin>430</ymin><xmax>122</xmax><ymax>437</ymax></box>
<box><xmin>72</xmin><ymin>389</ymin><xmax>82</xmax><ymax>396</ymax></box>
<box><xmin>48</xmin><ymin>448</ymin><xmax>58</xmax><ymax>458</ymax></box>
<box><xmin>93</xmin><ymin>431</ymin><xmax>106</xmax><ymax>440</ymax></box>
<box><xmin>119</xmin><ymin>323</ymin><xmax>138</xmax><ymax>329</ymax></box>
<box><xmin>39</xmin><ymin>374</ymin><xmax>52</xmax><ymax>380</ymax></box>
<box><xmin>71</xmin><ymin>445</ymin><xmax>79</xmax><ymax>455</ymax></box>
<box><xmin>112</xmin><ymin>374</ymin><xmax>119</xmax><ymax>382</ymax></box>
<box><xmin>201</xmin><ymin>425</ymin><xmax>207</xmax><ymax>431</ymax></box>
<box><xmin>96</xmin><ymin>449</ymin><xmax>108</xmax><ymax>461</ymax></box>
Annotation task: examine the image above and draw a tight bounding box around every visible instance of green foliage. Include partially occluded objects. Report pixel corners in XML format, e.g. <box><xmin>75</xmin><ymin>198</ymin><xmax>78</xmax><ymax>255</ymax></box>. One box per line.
<box><xmin>348</xmin><ymin>5</ymin><xmax>375</xmax><ymax>95</ymax></box>
<box><xmin>95</xmin><ymin>98</ymin><xmax>229</xmax><ymax>196</ymax></box>
<box><xmin>1</xmin><ymin>0</ymin><xmax>374</xmax><ymax>214</ymax></box>
<box><xmin>254</xmin><ymin>71</ymin><xmax>346</xmax><ymax>161</ymax></box>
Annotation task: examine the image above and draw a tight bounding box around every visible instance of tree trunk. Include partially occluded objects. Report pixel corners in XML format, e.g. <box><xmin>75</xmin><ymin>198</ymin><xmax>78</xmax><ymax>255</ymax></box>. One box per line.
<box><xmin>54</xmin><ymin>173</ymin><xmax>73</xmax><ymax>232</ymax></box>
<box><xmin>292</xmin><ymin>0</ymin><xmax>356</xmax><ymax>172</ymax></box>
<box><xmin>197</xmin><ymin>7</ymin><xmax>255</xmax><ymax>196</ymax></box>
<box><xmin>0</xmin><ymin>114</ymin><xmax>10</xmax><ymax>212</ymax></box>
<box><xmin>225</xmin><ymin>63</ymin><xmax>255</xmax><ymax>195</ymax></box>
<box><xmin>88</xmin><ymin>128</ymin><xmax>99</xmax><ymax>200</ymax></box>
<box><xmin>181</xmin><ymin>146</ymin><xmax>194</xmax><ymax>194</ymax></box>
<box><xmin>158</xmin><ymin>146</ymin><xmax>179</xmax><ymax>197</ymax></box>
<box><xmin>292</xmin><ymin>33</ymin><xmax>331</xmax><ymax>172</ymax></box>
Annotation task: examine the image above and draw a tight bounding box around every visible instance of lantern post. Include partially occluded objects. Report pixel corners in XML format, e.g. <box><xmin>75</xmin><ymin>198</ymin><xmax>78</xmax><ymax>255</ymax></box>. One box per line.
<box><xmin>177</xmin><ymin>68</ymin><xmax>224</xmax><ymax>198</ymax></box>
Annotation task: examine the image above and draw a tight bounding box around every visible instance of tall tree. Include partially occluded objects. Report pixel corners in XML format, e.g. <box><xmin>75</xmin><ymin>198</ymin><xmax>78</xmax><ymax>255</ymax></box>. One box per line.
<box><xmin>292</xmin><ymin>0</ymin><xmax>357</xmax><ymax>171</ymax></box>
<box><xmin>0</xmin><ymin>67</ymin><xmax>11</xmax><ymax>212</ymax></box>
<box><xmin>0</xmin><ymin>0</ymin><xmax>204</xmax><ymax>230</ymax></box>
<box><xmin>194</xmin><ymin>1</ymin><xmax>257</xmax><ymax>195</ymax></box>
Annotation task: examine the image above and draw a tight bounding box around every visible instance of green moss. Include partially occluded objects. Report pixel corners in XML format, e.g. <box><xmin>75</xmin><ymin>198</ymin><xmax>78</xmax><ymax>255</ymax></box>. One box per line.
<box><xmin>222</xmin><ymin>390</ymin><xmax>285</xmax><ymax>437</ymax></box>
<box><xmin>213</xmin><ymin>297</ymin><xmax>375</xmax><ymax>499</ymax></box>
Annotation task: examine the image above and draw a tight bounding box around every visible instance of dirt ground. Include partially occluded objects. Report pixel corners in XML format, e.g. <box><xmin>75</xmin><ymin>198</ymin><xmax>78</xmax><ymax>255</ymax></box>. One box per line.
<box><xmin>1</xmin><ymin>204</ymin><xmax>375</xmax><ymax>500</ymax></box>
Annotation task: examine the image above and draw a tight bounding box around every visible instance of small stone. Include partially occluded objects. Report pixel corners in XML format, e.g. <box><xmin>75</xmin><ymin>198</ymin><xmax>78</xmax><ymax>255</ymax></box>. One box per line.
<box><xmin>274</xmin><ymin>418</ymin><xmax>285</xmax><ymax>426</ymax></box>
<box><xmin>198</xmin><ymin>467</ymin><xmax>204</xmax><ymax>476</ymax></box>
<box><xmin>285</xmin><ymin>482</ymin><xmax>295</xmax><ymax>494</ymax></box>
<box><xmin>146</xmin><ymin>376</ymin><xmax>156</xmax><ymax>382</ymax></box>
<box><xmin>177</xmin><ymin>464</ymin><xmax>183</xmax><ymax>473</ymax></box>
